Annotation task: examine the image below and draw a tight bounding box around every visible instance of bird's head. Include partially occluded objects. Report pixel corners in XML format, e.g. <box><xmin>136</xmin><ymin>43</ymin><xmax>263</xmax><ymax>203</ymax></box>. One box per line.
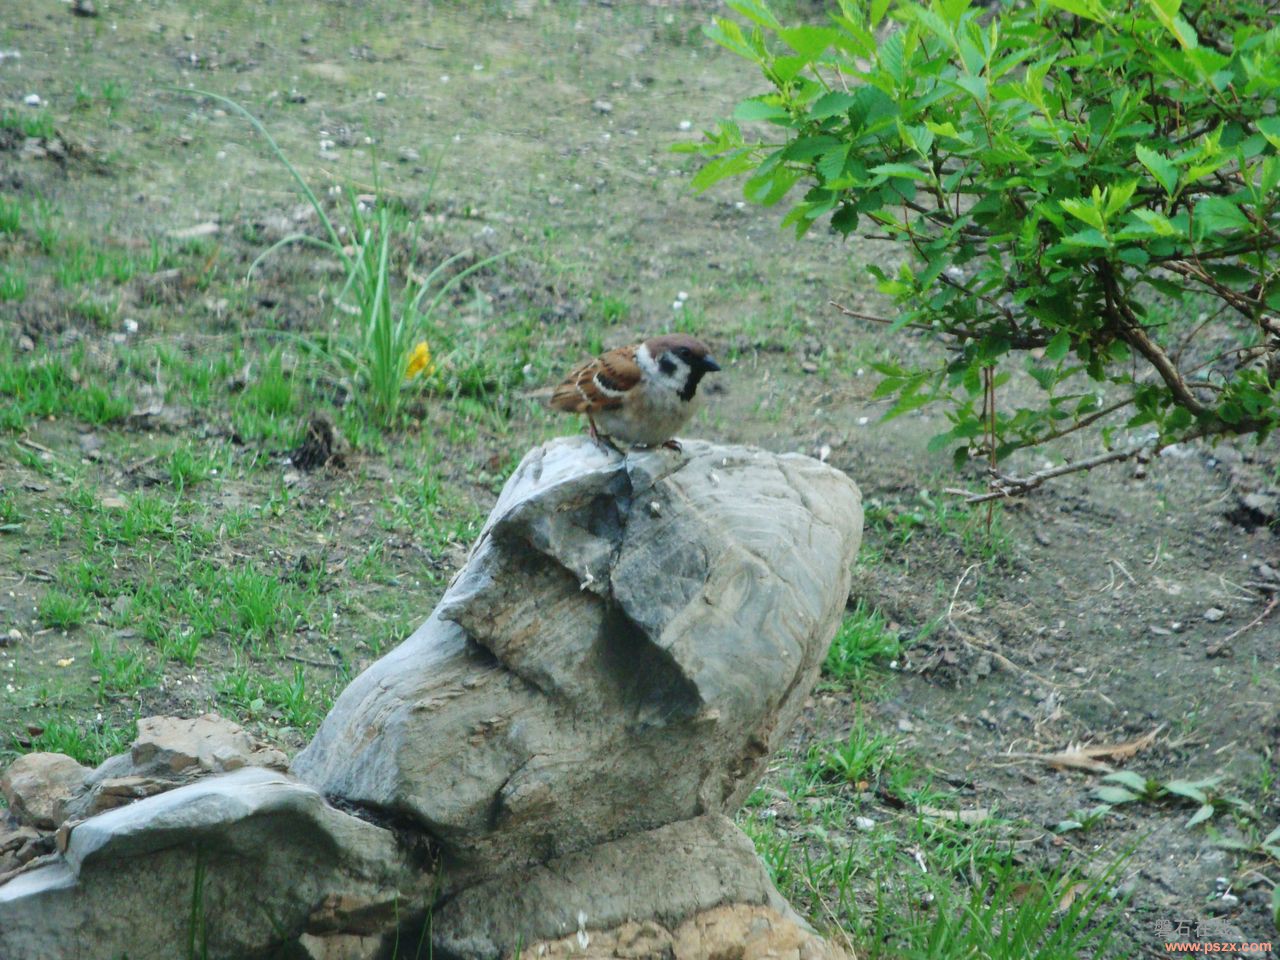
<box><xmin>642</xmin><ymin>334</ymin><xmax>721</xmax><ymax>401</ymax></box>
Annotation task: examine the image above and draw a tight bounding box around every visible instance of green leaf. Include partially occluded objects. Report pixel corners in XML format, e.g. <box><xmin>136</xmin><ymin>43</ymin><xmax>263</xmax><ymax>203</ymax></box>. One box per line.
<box><xmin>1094</xmin><ymin>786</ymin><xmax>1140</xmax><ymax>805</ymax></box>
<box><xmin>1128</xmin><ymin>208</ymin><xmax>1180</xmax><ymax>237</ymax></box>
<box><xmin>1185</xmin><ymin>803</ymin><xmax>1216</xmax><ymax>829</ymax></box>
<box><xmin>869</xmin><ymin>162</ymin><xmax>931</xmax><ymax>181</ymax></box>
<box><xmin>1060</xmin><ymin>197</ymin><xmax>1104</xmax><ymax>229</ymax></box>
<box><xmin>1163</xmin><ymin>779</ymin><xmax>1208</xmax><ymax>804</ymax></box>
<box><xmin>1102</xmin><ymin>770</ymin><xmax>1149</xmax><ymax>793</ymax></box>
<box><xmin>733</xmin><ymin>99</ymin><xmax>791</xmax><ymax>123</ymax></box>
<box><xmin>1259</xmin><ymin>116</ymin><xmax>1280</xmax><ymax>150</ymax></box>
<box><xmin>777</xmin><ymin>26</ymin><xmax>841</xmax><ymax>60</ymax></box>
<box><xmin>809</xmin><ymin>91</ymin><xmax>859</xmax><ymax>120</ymax></box>
<box><xmin>1143</xmin><ymin>0</ymin><xmax>1198</xmax><ymax>50</ymax></box>
<box><xmin>1045</xmin><ymin>0</ymin><xmax>1107</xmax><ymax>21</ymax></box>
<box><xmin>1062</xmin><ymin>228</ymin><xmax>1111</xmax><ymax>249</ymax></box>
<box><xmin>1193</xmin><ymin>197</ymin><xmax>1252</xmax><ymax>234</ymax></box>
<box><xmin>1136</xmin><ymin>144</ymin><xmax>1179</xmax><ymax>195</ymax></box>
<box><xmin>690</xmin><ymin>150</ymin><xmax>758</xmax><ymax>193</ymax></box>
<box><xmin>726</xmin><ymin>0</ymin><xmax>782</xmax><ymax>31</ymax></box>
<box><xmin>703</xmin><ymin>19</ymin><xmax>759</xmax><ymax>61</ymax></box>
<box><xmin>1263</xmin><ymin>824</ymin><xmax>1280</xmax><ymax>854</ymax></box>
<box><xmin>1045</xmin><ymin>330</ymin><xmax>1071</xmax><ymax>362</ymax></box>
<box><xmin>1105</xmin><ymin>180</ymin><xmax>1140</xmax><ymax>217</ymax></box>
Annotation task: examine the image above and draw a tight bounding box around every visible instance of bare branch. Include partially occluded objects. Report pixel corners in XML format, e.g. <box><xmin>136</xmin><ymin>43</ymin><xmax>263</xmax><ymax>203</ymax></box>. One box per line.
<box><xmin>944</xmin><ymin>444</ymin><xmax>1151</xmax><ymax>504</ymax></box>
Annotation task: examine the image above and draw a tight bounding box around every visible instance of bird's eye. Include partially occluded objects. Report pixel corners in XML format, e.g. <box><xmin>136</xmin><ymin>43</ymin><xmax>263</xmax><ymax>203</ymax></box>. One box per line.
<box><xmin>677</xmin><ymin>347</ymin><xmax>692</xmax><ymax>360</ymax></box>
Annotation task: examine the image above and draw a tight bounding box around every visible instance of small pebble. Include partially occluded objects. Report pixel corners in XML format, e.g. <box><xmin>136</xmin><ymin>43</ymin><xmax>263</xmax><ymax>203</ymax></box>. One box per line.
<box><xmin>678</xmin><ymin>120</ymin><xmax>692</xmax><ymax>131</ymax></box>
<box><xmin>592</xmin><ymin>99</ymin><xmax>613</xmax><ymax>114</ymax></box>
<box><xmin>854</xmin><ymin>816</ymin><xmax>875</xmax><ymax>831</ymax></box>
<box><xmin>1203</xmin><ymin>607</ymin><xmax>1225</xmax><ymax>622</ymax></box>
<box><xmin>375</xmin><ymin>91</ymin><xmax>387</xmax><ymax>102</ymax></box>
<box><xmin>23</xmin><ymin>93</ymin><xmax>41</xmax><ymax>107</ymax></box>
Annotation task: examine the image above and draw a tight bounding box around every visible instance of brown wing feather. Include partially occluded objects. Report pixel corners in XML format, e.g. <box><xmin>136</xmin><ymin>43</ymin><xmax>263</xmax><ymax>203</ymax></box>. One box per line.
<box><xmin>550</xmin><ymin>345</ymin><xmax>641</xmax><ymax>413</ymax></box>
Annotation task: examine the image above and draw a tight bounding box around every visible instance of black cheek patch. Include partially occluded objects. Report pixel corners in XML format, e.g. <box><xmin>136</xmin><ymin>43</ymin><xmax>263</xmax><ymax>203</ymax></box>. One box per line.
<box><xmin>680</xmin><ymin>369</ymin><xmax>706</xmax><ymax>402</ymax></box>
<box><xmin>658</xmin><ymin>356</ymin><xmax>678</xmax><ymax>376</ymax></box>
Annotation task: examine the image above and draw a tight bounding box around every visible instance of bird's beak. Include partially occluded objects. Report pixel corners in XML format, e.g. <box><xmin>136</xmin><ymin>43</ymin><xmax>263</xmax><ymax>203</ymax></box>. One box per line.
<box><xmin>700</xmin><ymin>356</ymin><xmax>721</xmax><ymax>372</ymax></box>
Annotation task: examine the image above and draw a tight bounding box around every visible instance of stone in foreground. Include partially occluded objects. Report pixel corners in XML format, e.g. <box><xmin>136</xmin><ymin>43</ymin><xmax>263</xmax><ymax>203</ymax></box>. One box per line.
<box><xmin>294</xmin><ymin>438</ymin><xmax>862</xmax><ymax>882</ymax></box>
<box><xmin>0</xmin><ymin>768</ymin><xmax>419</xmax><ymax>960</ymax></box>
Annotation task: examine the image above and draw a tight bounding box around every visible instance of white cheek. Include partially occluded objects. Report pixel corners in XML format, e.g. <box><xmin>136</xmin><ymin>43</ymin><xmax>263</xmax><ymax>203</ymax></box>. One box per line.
<box><xmin>656</xmin><ymin>357</ymin><xmax>690</xmax><ymax>391</ymax></box>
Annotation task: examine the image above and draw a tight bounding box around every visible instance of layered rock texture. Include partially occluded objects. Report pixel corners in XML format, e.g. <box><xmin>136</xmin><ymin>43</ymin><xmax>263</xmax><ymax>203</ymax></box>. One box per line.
<box><xmin>0</xmin><ymin>438</ymin><xmax>862</xmax><ymax>960</ymax></box>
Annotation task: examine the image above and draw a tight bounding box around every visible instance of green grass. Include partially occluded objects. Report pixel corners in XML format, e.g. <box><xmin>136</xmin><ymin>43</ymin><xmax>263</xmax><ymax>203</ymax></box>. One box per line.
<box><xmin>38</xmin><ymin>589</ymin><xmax>94</xmax><ymax>629</ymax></box>
<box><xmin>0</xmin><ymin>108</ymin><xmax>56</xmax><ymax>139</ymax></box>
<box><xmin>865</xmin><ymin>489</ymin><xmax>1014</xmax><ymax>564</ymax></box>
<box><xmin>741</xmin><ymin>793</ymin><xmax>1125</xmax><ymax>960</ymax></box>
<box><xmin>17</xmin><ymin>714</ymin><xmax>137</xmax><ymax>767</ymax></box>
<box><xmin>804</xmin><ymin>718</ymin><xmax>899</xmax><ymax>787</ymax></box>
<box><xmin>0</xmin><ymin>268</ymin><xmax>27</xmax><ymax>303</ymax></box>
<box><xmin>0</xmin><ymin>352</ymin><xmax>132</xmax><ymax>432</ymax></box>
<box><xmin>91</xmin><ymin>637</ymin><xmax>159</xmax><ymax>697</ymax></box>
<box><xmin>218</xmin><ymin>664</ymin><xmax>332</xmax><ymax>735</ymax></box>
<box><xmin>822</xmin><ymin>601</ymin><xmax>902</xmax><ymax>689</ymax></box>
<box><xmin>0</xmin><ymin>195</ymin><xmax>20</xmax><ymax>235</ymax></box>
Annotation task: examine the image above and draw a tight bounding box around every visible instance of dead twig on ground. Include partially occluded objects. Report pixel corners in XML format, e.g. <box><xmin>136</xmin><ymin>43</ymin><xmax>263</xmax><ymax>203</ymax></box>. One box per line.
<box><xmin>1207</xmin><ymin>596</ymin><xmax>1278</xmax><ymax>657</ymax></box>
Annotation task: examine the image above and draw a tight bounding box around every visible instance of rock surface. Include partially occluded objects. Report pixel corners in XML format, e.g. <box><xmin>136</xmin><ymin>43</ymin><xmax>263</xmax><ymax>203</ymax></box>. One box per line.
<box><xmin>0</xmin><ymin>768</ymin><xmax>420</xmax><ymax>960</ymax></box>
<box><xmin>294</xmin><ymin>438</ymin><xmax>863</xmax><ymax>882</ymax></box>
<box><xmin>0</xmin><ymin>753</ymin><xmax>89</xmax><ymax>829</ymax></box>
<box><xmin>433</xmin><ymin>814</ymin><xmax>836</xmax><ymax>960</ymax></box>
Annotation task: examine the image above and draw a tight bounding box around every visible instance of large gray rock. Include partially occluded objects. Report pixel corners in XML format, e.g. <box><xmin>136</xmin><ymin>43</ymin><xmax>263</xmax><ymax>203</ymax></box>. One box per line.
<box><xmin>0</xmin><ymin>767</ymin><xmax>421</xmax><ymax>960</ymax></box>
<box><xmin>293</xmin><ymin>437</ymin><xmax>862</xmax><ymax>881</ymax></box>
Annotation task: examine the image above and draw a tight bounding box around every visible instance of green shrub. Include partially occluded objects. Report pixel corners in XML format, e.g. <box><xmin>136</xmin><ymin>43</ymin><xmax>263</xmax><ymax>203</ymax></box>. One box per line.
<box><xmin>689</xmin><ymin>0</ymin><xmax>1280</xmax><ymax>494</ymax></box>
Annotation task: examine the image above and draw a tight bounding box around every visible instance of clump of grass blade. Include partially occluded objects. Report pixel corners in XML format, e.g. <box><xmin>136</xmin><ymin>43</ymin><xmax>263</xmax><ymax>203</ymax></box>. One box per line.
<box><xmin>193</xmin><ymin>89</ymin><xmax>511</xmax><ymax>429</ymax></box>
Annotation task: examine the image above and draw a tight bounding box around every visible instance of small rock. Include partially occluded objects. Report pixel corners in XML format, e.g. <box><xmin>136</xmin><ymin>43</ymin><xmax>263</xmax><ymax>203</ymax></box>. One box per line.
<box><xmin>23</xmin><ymin>93</ymin><xmax>41</xmax><ymax>107</ymax></box>
<box><xmin>854</xmin><ymin>816</ymin><xmax>875</xmax><ymax>831</ymax></box>
<box><xmin>896</xmin><ymin>718</ymin><xmax>914</xmax><ymax>733</ymax></box>
<box><xmin>398</xmin><ymin>147</ymin><xmax>420</xmax><ymax>163</ymax></box>
<box><xmin>592</xmin><ymin>99</ymin><xmax>614</xmax><ymax>114</ymax></box>
<box><xmin>71</xmin><ymin>0</ymin><xmax>97</xmax><ymax>16</ymax></box>
<box><xmin>0</xmin><ymin>752</ymin><xmax>90</xmax><ymax>829</ymax></box>
<box><xmin>5</xmin><ymin>628</ymin><xmax>20</xmax><ymax>644</ymax></box>
<box><xmin>800</xmin><ymin>361</ymin><xmax>819</xmax><ymax>374</ymax></box>
<box><xmin>1203</xmin><ymin>607</ymin><xmax>1225</xmax><ymax>622</ymax></box>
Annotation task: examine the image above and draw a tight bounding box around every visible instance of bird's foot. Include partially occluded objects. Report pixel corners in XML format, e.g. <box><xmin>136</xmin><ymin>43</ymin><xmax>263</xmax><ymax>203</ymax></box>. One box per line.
<box><xmin>586</xmin><ymin>420</ymin><xmax>622</xmax><ymax>454</ymax></box>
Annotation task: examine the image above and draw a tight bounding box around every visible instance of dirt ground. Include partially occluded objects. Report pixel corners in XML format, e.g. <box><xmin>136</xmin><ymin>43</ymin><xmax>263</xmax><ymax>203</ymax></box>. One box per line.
<box><xmin>1</xmin><ymin>1</ymin><xmax>1277</xmax><ymax>956</ymax></box>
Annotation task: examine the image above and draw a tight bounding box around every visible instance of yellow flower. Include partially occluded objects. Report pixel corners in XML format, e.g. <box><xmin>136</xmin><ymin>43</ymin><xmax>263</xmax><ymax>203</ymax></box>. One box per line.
<box><xmin>405</xmin><ymin>340</ymin><xmax>435</xmax><ymax>380</ymax></box>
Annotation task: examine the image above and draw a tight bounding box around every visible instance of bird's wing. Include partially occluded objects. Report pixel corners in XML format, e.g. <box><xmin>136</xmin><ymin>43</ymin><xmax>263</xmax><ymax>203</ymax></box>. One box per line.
<box><xmin>550</xmin><ymin>345</ymin><xmax>641</xmax><ymax>412</ymax></box>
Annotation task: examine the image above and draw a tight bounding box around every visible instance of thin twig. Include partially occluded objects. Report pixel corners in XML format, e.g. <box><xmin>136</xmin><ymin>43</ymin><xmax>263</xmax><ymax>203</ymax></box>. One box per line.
<box><xmin>1206</xmin><ymin>597</ymin><xmax>1278</xmax><ymax>657</ymax></box>
<box><xmin>283</xmin><ymin>653</ymin><xmax>342</xmax><ymax>669</ymax></box>
<box><xmin>944</xmin><ymin>444</ymin><xmax>1149</xmax><ymax>504</ymax></box>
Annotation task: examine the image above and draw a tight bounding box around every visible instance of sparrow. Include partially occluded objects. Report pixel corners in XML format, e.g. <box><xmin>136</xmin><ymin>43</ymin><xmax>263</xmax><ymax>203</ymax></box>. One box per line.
<box><xmin>550</xmin><ymin>333</ymin><xmax>721</xmax><ymax>449</ymax></box>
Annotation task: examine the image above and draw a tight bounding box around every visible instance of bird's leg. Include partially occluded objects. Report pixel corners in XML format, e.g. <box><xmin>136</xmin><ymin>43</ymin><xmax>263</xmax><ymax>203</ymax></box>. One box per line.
<box><xmin>587</xmin><ymin>415</ymin><xmax>622</xmax><ymax>454</ymax></box>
